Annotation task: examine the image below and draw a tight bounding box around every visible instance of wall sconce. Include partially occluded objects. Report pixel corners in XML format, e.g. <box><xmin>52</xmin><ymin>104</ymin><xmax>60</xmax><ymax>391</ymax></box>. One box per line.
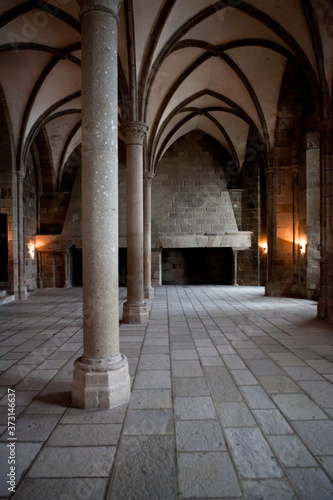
<box><xmin>299</xmin><ymin>240</ymin><xmax>306</xmax><ymax>254</ymax></box>
<box><xmin>260</xmin><ymin>242</ymin><xmax>267</xmax><ymax>253</ymax></box>
<box><xmin>28</xmin><ymin>242</ymin><xmax>35</xmax><ymax>259</ymax></box>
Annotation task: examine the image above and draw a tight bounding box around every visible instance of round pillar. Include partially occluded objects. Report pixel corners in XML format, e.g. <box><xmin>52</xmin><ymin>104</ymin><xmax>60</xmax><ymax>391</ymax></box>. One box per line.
<box><xmin>122</xmin><ymin>121</ymin><xmax>149</xmax><ymax>323</ymax></box>
<box><xmin>144</xmin><ymin>172</ymin><xmax>154</xmax><ymax>299</ymax></box>
<box><xmin>72</xmin><ymin>0</ymin><xmax>130</xmax><ymax>409</ymax></box>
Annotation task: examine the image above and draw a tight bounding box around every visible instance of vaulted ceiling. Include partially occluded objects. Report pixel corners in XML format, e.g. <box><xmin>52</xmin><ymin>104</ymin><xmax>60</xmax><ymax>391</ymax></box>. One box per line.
<box><xmin>0</xmin><ymin>0</ymin><xmax>332</xmax><ymax>186</ymax></box>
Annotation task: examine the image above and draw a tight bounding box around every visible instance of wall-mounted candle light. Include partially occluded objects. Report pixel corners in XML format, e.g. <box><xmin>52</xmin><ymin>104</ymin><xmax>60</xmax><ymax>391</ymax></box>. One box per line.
<box><xmin>260</xmin><ymin>241</ymin><xmax>267</xmax><ymax>253</ymax></box>
<box><xmin>28</xmin><ymin>242</ymin><xmax>35</xmax><ymax>259</ymax></box>
<box><xmin>300</xmin><ymin>239</ymin><xmax>306</xmax><ymax>254</ymax></box>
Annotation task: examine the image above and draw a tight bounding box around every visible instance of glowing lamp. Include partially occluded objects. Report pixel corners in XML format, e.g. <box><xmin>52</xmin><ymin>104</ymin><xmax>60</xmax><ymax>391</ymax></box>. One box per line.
<box><xmin>300</xmin><ymin>240</ymin><xmax>306</xmax><ymax>254</ymax></box>
<box><xmin>28</xmin><ymin>242</ymin><xmax>35</xmax><ymax>259</ymax></box>
<box><xmin>260</xmin><ymin>242</ymin><xmax>267</xmax><ymax>253</ymax></box>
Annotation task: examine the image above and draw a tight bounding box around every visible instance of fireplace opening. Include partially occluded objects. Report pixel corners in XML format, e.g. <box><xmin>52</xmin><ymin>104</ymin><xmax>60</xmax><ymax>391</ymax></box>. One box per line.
<box><xmin>162</xmin><ymin>248</ymin><xmax>233</xmax><ymax>285</ymax></box>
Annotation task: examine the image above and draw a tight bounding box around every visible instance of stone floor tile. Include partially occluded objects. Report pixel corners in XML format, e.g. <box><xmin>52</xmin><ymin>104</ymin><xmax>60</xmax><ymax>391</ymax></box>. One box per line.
<box><xmin>286</xmin><ymin>467</ymin><xmax>333</xmax><ymax>500</ymax></box>
<box><xmin>231</xmin><ymin>340</ymin><xmax>257</xmax><ymax>349</ymax></box>
<box><xmin>134</xmin><ymin>370</ymin><xmax>171</xmax><ymax>389</ymax></box>
<box><xmin>225</xmin><ymin>427</ymin><xmax>283</xmax><ymax>479</ymax></box>
<box><xmin>171</xmin><ymin>350</ymin><xmax>198</xmax><ymax>360</ymax></box>
<box><xmin>216</xmin><ymin>345</ymin><xmax>236</xmax><ymax>355</ymax></box>
<box><xmin>268</xmin><ymin>434</ymin><xmax>318</xmax><ymax>467</ymax></box>
<box><xmin>196</xmin><ymin>347</ymin><xmax>218</xmax><ymax>357</ymax></box>
<box><xmin>272</xmin><ymin>393</ymin><xmax>328</xmax><ymax>420</ymax></box>
<box><xmin>292</xmin><ymin>420</ymin><xmax>333</xmax><ymax>455</ymax></box>
<box><xmin>258</xmin><ymin>375</ymin><xmax>300</xmax><ymax>394</ymax></box>
<box><xmin>0</xmin><ymin>442</ymin><xmax>41</xmax><ymax>497</ymax></box>
<box><xmin>307</xmin><ymin>359</ymin><xmax>333</xmax><ymax>374</ymax></box>
<box><xmin>15</xmin><ymin>369</ymin><xmax>58</xmax><ymax>391</ymax></box>
<box><xmin>240</xmin><ymin>386</ymin><xmax>276</xmax><ymax>409</ymax></box>
<box><xmin>245</xmin><ymin>359</ymin><xmax>284</xmax><ymax>376</ymax></box>
<box><xmin>200</xmin><ymin>356</ymin><xmax>224</xmax><ymax>366</ymax></box>
<box><xmin>205</xmin><ymin>366</ymin><xmax>243</xmax><ymax>402</ymax></box>
<box><xmin>173</xmin><ymin>377</ymin><xmax>210</xmax><ymax>397</ymax></box>
<box><xmin>128</xmin><ymin>389</ymin><xmax>172</xmax><ymax>409</ymax></box>
<box><xmin>268</xmin><ymin>352</ymin><xmax>306</xmax><ymax>366</ymax></box>
<box><xmin>61</xmin><ymin>405</ymin><xmax>126</xmax><ymax>424</ymax></box>
<box><xmin>242</xmin><ymin>479</ymin><xmax>298</xmax><ymax>500</ymax></box>
<box><xmin>290</xmin><ymin>348</ymin><xmax>323</xmax><ymax>360</ymax></box>
<box><xmin>222</xmin><ymin>354</ymin><xmax>247</xmax><ymax>370</ymax></box>
<box><xmin>175</xmin><ymin>396</ymin><xmax>216</xmax><ymax>420</ymax></box>
<box><xmin>175</xmin><ymin>420</ymin><xmax>226</xmax><ymax>451</ymax></box>
<box><xmin>216</xmin><ymin>402</ymin><xmax>256</xmax><ymax>427</ymax></box>
<box><xmin>253</xmin><ymin>409</ymin><xmax>293</xmax><ymax>435</ymax></box>
<box><xmin>28</xmin><ymin>446</ymin><xmax>116</xmax><ymax>478</ymax></box>
<box><xmin>177</xmin><ymin>452</ymin><xmax>241</xmax><ymax>498</ymax></box>
<box><xmin>123</xmin><ymin>409</ymin><xmax>173</xmax><ymax>435</ymax></box>
<box><xmin>237</xmin><ymin>348</ymin><xmax>267</xmax><ymax>360</ymax></box>
<box><xmin>14</xmin><ymin>478</ymin><xmax>108</xmax><ymax>500</ymax></box>
<box><xmin>318</xmin><ymin>456</ymin><xmax>333</xmax><ymax>481</ymax></box>
<box><xmin>0</xmin><ymin>414</ymin><xmax>60</xmax><ymax>442</ymax></box>
<box><xmin>107</xmin><ymin>436</ymin><xmax>177</xmax><ymax>500</ymax></box>
<box><xmin>138</xmin><ymin>353</ymin><xmax>170</xmax><ymax>370</ymax></box>
<box><xmin>230</xmin><ymin>369</ymin><xmax>259</xmax><ymax>386</ymax></box>
<box><xmin>298</xmin><ymin>380</ymin><xmax>333</xmax><ymax>409</ymax></box>
<box><xmin>46</xmin><ymin>423</ymin><xmax>122</xmax><ymax>446</ymax></box>
<box><xmin>282</xmin><ymin>365</ymin><xmax>325</xmax><ymax>381</ymax></box>
<box><xmin>172</xmin><ymin>360</ymin><xmax>204</xmax><ymax>377</ymax></box>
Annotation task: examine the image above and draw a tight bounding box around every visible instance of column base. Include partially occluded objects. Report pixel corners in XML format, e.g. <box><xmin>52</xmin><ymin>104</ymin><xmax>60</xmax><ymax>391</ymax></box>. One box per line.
<box><xmin>144</xmin><ymin>286</ymin><xmax>154</xmax><ymax>299</ymax></box>
<box><xmin>72</xmin><ymin>354</ymin><xmax>130</xmax><ymax>409</ymax></box>
<box><xmin>122</xmin><ymin>301</ymin><xmax>148</xmax><ymax>323</ymax></box>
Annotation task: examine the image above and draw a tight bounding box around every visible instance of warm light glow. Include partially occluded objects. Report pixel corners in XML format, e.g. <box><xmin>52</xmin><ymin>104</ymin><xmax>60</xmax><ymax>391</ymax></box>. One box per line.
<box><xmin>260</xmin><ymin>241</ymin><xmax>268</xmax><ymax>253</ymax></box>
<box><xmin>300</xmin><ymin>239</ymin><xmax>306</xmax><ymax>254</ymax></box>
<box><xmin>28</xmin><ymin>242</ymin><xmax>35</xmax><ymax>259</ymax></box>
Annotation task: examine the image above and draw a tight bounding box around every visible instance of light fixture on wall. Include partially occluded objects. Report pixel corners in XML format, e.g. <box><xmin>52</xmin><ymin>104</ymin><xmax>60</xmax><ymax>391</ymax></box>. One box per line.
<box><xmin>299</xmin><ymin>239</ymin><xmax>306</xmax><ymax>254</ymax></box>
<box><xmin>260</xmin><ymin>241</ymin><xmax>267</xmax><ymax>253</ymax></box>
<box><xmin>28</xmin><ymin>242</ymin><xmax>35</xmax><ymax>259</ymax></box>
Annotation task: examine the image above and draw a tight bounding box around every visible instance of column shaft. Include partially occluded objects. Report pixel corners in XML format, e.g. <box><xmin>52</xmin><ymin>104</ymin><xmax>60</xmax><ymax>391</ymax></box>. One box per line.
<box><xmin>122</xmin><ymin>122</ymin><xmax>149</xmax><ymax>323</ymax></box>
<box><xmin>72</xmin><ymin>0</ymin><xmax>130</xmax><ymax>409</ymax></box>
<box><xmin>232</xmin><ymin>249</ymin><xmax>239</xmax><ymax>286</ymax></box>
<box><xmin>144</xmin><ymin>172</ymin><xmax>154</xmax><ymax>299</ymax></box>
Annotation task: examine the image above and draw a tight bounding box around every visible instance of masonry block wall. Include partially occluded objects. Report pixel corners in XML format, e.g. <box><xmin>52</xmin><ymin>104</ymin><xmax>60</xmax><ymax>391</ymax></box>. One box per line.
<box><xmin>23</xmin><ymin>153</ymin><xmax>37</xmax><ymax>292</ymax></box>
<box><xmin>0</xmin><ymin>96</ymin><xmax>15</xmax><ymax>294</ymax></box>
<box><xmin>237</xmin><ymin>134</ymin><xmax>263</xmax><ymax>286</ymax></box>
<box><xmin>152</xmin><ymin>131</ymin><xmax>238</xmax><ymax>246</ymax></box>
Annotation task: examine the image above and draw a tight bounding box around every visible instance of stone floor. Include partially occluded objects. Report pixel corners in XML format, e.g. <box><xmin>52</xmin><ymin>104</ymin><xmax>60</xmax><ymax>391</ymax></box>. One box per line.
<box><xmin>1</xmin><ymin>286</ymin><xmax>333</xmax><ymax>499</ymax></box>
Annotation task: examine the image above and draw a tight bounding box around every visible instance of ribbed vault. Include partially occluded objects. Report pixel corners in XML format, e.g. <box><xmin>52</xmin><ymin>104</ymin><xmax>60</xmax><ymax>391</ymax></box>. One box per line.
<box><xmin>0</xmin><ymin>0</ymin><xmax>331</xmax><ymax>186</ymax></box>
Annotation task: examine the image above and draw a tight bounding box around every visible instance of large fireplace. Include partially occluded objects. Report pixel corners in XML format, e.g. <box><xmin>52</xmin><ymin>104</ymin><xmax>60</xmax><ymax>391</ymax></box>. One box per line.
<box><xmin>162</xmin><ymin>248</ymin><xmax>233</xmax><ymax>285</ymax></box>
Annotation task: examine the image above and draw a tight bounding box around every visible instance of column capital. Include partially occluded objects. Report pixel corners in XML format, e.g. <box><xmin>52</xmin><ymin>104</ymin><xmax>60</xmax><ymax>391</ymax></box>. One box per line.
<box><xmin>78</xmin><ymin>0</ymin><xmax>122</xmax><ymax>20</ymax></box>
<box><xmin>16</xmin><ymin>170</ymin><xmax>25</xmax><ymax>179</ymax></box>
<box><xmin>121</xmin><ymin>121</ymin><xmax>149</xmax><ymax>146</ymax></box>
<box><xmin>143</xmin><ymin>171</ymin><xmax>155</xmax><ymax>186</ymax></box>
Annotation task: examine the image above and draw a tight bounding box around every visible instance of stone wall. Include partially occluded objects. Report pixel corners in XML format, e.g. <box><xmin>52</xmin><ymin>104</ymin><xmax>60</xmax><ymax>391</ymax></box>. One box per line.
<box><xmin>0</xmin><ymin>95</ymin><xmax>15</xmax><ymax>294</ymax></box>
<box><xmin>152</xmin><ymin>131</ymin><xmax>238</xmax><ymax>247</ymax></box>
<box><xmin>23</xmin><ymin>154</ymin><xmax>37</xmax><ymax>292</ymax></box>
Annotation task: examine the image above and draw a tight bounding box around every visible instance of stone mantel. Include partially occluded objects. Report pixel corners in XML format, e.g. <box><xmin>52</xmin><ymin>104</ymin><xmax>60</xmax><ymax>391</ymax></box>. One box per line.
<box><xmin>158</xmin><ymin>232</ymin><xmax>252</xmax><ymax>249</ymax></box>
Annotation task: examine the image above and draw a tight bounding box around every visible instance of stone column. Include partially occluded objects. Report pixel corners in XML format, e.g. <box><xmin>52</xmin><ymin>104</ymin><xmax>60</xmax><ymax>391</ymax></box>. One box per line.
<box><xmin>318</xmin><ymin>120</ymin><xmax>333</xmax><ymax>320</ymax></box>
<box><xmin>16</xmin><ymin>171</ymin><xmax>27</xmax><ymax>299</ymax></box>
<box><xmin>72</xmin><ymin>0</ymin><xmax>130</xmax><ymax>409</ymax></box>
<box><xmin>122</xmin><ymin>121</ymin><xmax>149</xmax><ymax>323</ymax></box>
<box><xmin>144</xmin><ymin>171</ymin><xmax>154</xmax><ymax>299</ymax></box>
<box><xmin>265</xmin><ymin>166</ymin><xmax>278</xmax><ymax>296</ymax></box>
<box><xmin>232</xmin><ymin>249</ymin><xmax>239</xmax><ymax>286</ymax></box>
